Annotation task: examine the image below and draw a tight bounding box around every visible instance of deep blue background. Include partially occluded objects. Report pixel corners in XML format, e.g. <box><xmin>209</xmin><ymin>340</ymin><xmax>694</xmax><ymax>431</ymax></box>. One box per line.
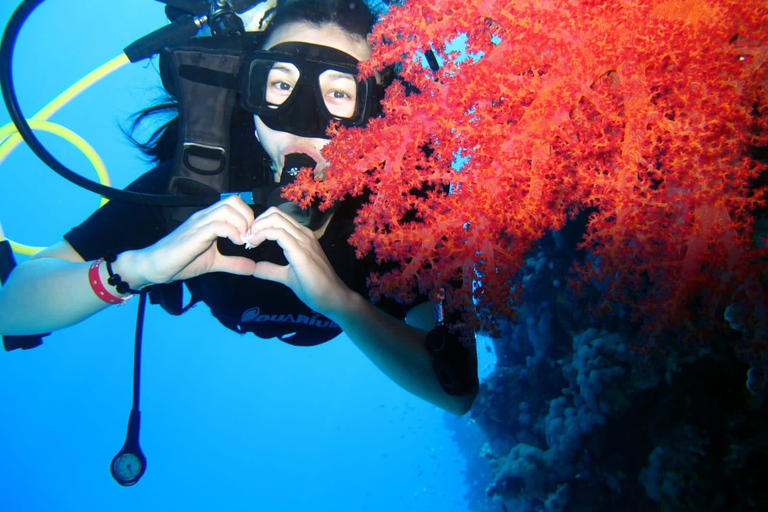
<box><xmin>0</xmin><ymin>1</ymin><xmax>494</xmax><ymax>510</ymax></box>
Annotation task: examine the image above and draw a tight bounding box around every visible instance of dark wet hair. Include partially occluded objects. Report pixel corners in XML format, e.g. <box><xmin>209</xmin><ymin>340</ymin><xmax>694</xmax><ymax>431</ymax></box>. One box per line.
<box><xmin>128</xmin><ymin>0</ymin><xmax>376</xmax><ymax>162</ymax></box>
<box><xmin>262</xmin><ymin>0</ymin><xmax>376</xmax><ymax>43</ymax></box>
<box><xmin>125</xmin><ymin>100</ymin><xmax>178</xmax><ymax>162</ymax></box>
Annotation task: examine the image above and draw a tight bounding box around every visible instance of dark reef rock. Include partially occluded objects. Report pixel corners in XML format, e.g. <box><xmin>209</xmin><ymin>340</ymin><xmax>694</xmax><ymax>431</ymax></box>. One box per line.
<box><xmin>450</xmin><ymin>221</ymin><xmax>768</xmax><ymax>511</ymax></box>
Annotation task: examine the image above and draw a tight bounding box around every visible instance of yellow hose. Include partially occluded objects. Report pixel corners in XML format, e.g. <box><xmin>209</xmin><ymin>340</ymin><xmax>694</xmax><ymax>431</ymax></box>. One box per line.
<box><xmin>0</xmin><ymin>120</ymin><xmax>110</xmax><ymax>256</ymax></box>
<box><xmin>0</xmin><ymin>53</ymin><xmax>128</xmax><ymax>256</ymax></box>
<box><xmin>0</xmin><ymin>53</ymin><xmax>129</xmax><ymax>157</ymax></box>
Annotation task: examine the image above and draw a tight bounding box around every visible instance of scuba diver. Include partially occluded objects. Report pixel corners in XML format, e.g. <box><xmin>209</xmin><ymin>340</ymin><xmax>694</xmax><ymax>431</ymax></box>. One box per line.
<box><xmin>0</xmin><ymin>0</ymin><xmax>478</xmax><ymax>417</ymax></box>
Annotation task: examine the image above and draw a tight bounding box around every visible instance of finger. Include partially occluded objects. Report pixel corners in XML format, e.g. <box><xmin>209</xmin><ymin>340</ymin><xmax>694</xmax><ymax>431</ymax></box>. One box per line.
<box><xmin>192</xmin><ymin>219</ymin><xmax>249</xmax><ymax>247</ymax></box>
<box><xmin>252</xmin><ymin>260</ymin><xmax>289</xmax><ymax>284</ymax></box>
<box><xmin>219</xmin><ymin>195</ymin><xmax>256</xmax><ymax>225</ymax></box>
<box><xmin>189</xmin><ymin>197</ymin><xmax>255</xmax><ymax>232</ymax></box>
<box><xmin>194</xmin><ymin>205</ymin><xmax>253</xmax><ymax>240</ymax></box>
<box><xmin>247</xmin><ymin>208</ymin><xmax>309</xmax><ymax>243</ymax></box>
<box><xmin>209</xmin><ymin>255</ymin><xmax>259</xmax><ymax>276</ymax></box>
<box><xmin>214</xmin><ymin>203</ymin><xmax>254</xmax><ymax>233</ymax></box>
<box><xmin>242</xmin><ymin>226</ymin><xmax>303</xmax><ymax>254</ymax></box>
<box><xmin>255</xmin><ymin>206</ymin><xmax>309</xmax><ymax>232</ymax></box>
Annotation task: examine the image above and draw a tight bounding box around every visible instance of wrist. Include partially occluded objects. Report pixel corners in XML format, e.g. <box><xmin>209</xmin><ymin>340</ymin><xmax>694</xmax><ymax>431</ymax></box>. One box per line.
<box><xmin>89</xmin><ymin>256</ymin><xmax>139</xmax><ymax>305</ymax></box>
<box><xmin>326</xmin><ymin>288</ymin><xmax>369</xmax><ymax>326</ymax></box>
<box><xmin>110</xmin><ymin>250</ymin><xmax>154</xmax><ymax>291</ymax></box>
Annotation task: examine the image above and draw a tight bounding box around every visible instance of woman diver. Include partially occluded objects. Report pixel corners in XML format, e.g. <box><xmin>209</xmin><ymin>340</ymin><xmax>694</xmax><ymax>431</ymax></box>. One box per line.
<box><xmin>0</xmin><ymin>0</ymin><xmax>477</xmax><ymax>415</ymax></box>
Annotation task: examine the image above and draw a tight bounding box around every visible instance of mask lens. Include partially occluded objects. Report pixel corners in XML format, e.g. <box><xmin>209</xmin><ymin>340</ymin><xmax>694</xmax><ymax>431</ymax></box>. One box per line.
<box><xmin>318</xmin><ymin>69</ymin><xmax>358</xmax><ymax>119</ymax></box>
<box><xmin>264</xmin><ymin>62</ymin><xmax>300</xmax><ymax>108</ymax></box>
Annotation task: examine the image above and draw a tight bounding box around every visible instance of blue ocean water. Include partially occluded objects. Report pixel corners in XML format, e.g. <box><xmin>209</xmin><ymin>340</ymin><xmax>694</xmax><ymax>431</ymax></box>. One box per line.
<box><xmin>0</xmin><ymin>2</ymin><xmax>492</xmax><ymax>511</ymax></box>
<box><xmin>9</xmin><ymin>2</ymin><xmax>767</xmax><ymax>511</ymax></box>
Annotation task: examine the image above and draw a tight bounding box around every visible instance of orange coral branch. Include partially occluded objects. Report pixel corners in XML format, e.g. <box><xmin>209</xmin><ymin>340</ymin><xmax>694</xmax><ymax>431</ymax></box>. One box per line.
<box><xmin>284</xmin><ymin>0</ymin><xmax>768</xmax><ymax>361</ymax></box>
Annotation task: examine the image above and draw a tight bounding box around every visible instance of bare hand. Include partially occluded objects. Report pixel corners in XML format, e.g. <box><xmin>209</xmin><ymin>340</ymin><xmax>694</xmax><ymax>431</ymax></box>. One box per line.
<box><xmin>129</xmin><ymin>195</ymin><xmax>259</xmax><ymax>286</ymax></box>
<box><xmin>242</xmin><ymin>207</ymin><xmax>352</xmax><ymax>316</ymax></box>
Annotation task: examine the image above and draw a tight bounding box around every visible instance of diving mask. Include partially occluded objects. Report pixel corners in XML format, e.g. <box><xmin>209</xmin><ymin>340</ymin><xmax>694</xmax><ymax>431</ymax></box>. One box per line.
<box><xmin>240</xmin><ymin>42</ymin><xmax>380</xmax><ymax>138</ymax></box>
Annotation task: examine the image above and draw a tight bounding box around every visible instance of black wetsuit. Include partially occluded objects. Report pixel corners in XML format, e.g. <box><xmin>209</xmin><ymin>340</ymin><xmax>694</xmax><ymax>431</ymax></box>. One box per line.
<box><xmin>65</xmin><ymin>162</ymin><xmax>417</xmax><ymax>346</ymax></box>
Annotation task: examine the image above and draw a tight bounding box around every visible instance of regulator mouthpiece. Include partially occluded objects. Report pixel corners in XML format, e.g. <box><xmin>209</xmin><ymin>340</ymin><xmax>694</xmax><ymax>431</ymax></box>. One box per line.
<box><xmin>271</xmin><ymin>153</ymin><xmax>330</xmax><ymax>229</ymax></box>
<box><xmin>282</xmin><ymin>153</ymin><xmax>317</xmax><ymax>183</ymax></box>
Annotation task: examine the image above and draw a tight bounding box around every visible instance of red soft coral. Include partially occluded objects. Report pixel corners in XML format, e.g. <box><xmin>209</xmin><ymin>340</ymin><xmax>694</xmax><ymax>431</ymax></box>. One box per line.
<box><xmin>284</xmin><ymin>0</ymin><xmax>768</xmax><ymax>367</ymax></box>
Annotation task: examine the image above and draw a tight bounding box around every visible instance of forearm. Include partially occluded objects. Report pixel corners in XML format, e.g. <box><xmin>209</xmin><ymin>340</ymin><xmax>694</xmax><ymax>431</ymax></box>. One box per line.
<box><xmin>331</xmin><ymin>292</ymin><xmax>477</xmax><ymax>416</ymax></box>
<box><xmin>0</xmin><ymin>256</ymin><xmax>106</xmax><ymax>334</ymax></box>
<box><xmin>0</xmin><ymin>248</ymin><xmax>142</xmax><ymax>335</ymax></box>
<box><xmin>0</xmin><ymin>197</ymin><xmax>263</xmax><ymax>336</ymax></box>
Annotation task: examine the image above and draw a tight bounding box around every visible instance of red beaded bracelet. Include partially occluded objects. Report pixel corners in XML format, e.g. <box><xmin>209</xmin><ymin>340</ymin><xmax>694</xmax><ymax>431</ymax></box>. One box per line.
<box><xmin>88</xmin><ymin>259</ymin><xmax>130</xmax><ymax>305</ymax></box>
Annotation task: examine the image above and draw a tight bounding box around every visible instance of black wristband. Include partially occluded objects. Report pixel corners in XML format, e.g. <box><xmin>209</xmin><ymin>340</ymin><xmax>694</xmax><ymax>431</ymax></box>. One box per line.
<box><xmin>104</xmin><ymin>252</ymin><xmax>141</xmax><ymax>295</ymax></box>
<box><xmin>425</xmin><ymin>325</ymin><xmax>478</xmax><ymax>397</ymax></box>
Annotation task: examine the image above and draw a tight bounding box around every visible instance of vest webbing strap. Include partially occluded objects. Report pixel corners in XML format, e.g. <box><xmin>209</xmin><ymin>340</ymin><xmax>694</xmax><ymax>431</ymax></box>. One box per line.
<box><xmin>164</xmin><ymin>46</ymin><xmax>243</xmax><ymax>227</ymax></box>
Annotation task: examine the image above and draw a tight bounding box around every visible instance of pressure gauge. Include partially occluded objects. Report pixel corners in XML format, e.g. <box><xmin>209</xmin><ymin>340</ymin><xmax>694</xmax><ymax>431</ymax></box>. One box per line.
<box><xmin>111</xmin><ymin>408</ymin><xmax>147</xmax><ymax>486</ymax></box>
<box><xmin>111</xmin><ymin>449</ymin><xmax>146</xmax><ymax>486</ymax></box>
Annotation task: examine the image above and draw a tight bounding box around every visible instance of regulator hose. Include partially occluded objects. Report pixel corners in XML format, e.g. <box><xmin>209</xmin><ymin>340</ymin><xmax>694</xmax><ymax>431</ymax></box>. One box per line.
<box><xmin>0</xmin><ymin>0</ymin><xmax>215</xmax><ymax>207</ymax></box>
